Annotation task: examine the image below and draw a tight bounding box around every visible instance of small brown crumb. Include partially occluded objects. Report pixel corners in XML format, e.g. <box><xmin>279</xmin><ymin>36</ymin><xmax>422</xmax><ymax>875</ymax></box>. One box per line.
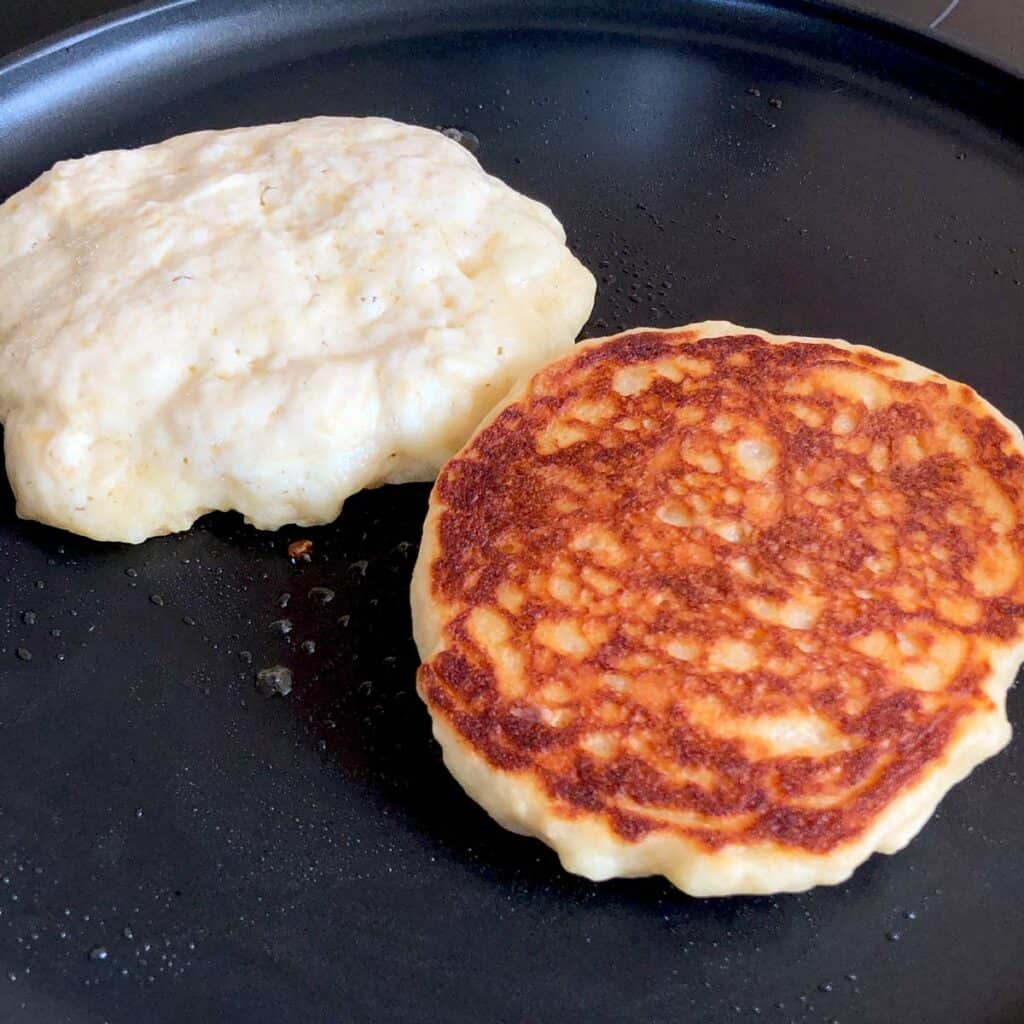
<box><xmin>768</xmin><ymin>97</ymin><xmax>783</xmax><ymax>109</ymax></box>
<box><xmin>746</xmin><ymin>86</ymin><xmax>761</xmax><ymax>97</ymax></box>
<box><xmin>288</xmin><ymin>539</ymin><xmax>313</xmax><ymax>562</ymax></box>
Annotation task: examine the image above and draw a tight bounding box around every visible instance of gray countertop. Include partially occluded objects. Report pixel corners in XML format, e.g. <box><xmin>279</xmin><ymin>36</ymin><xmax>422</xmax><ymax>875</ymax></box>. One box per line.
<box><xmin>0</xmin><ymin>0</ymin><xmax>1022</xmax><ymax>73</ymax></box>
<box><xmin>847</xmin><ymin>0</ymin><xmax>1022</xmax><ymax>71</ymax></box>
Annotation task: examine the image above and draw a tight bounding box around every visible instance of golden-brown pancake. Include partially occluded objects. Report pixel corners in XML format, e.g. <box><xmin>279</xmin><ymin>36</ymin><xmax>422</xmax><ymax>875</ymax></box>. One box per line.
<box><xmin>411</xmin><ymin>321</ymin><xmax>1024</xmax><ymax>895</ymax></box>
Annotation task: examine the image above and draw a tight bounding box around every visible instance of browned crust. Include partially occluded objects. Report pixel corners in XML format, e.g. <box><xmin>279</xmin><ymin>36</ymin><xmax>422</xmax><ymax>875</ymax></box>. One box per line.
<box><xmin>418</xmin><ymin>328</ymin><xmax>1024</xmax><ymax>854</ymax></box>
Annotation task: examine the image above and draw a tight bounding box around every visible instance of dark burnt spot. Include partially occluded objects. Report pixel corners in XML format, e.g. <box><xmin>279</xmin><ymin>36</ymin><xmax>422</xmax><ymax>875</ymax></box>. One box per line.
<box><xmin>545</xmin><ymin>769</ymin><xmax>606</xmax><ymax>813</ymax></box>
<box><xmin>431</xmin><ymin>647</ymin><xmax>493</xmax><ymax>702</ymax></box>
<box><xmin>891</xmin><ymin>454</ymin><xmax>963</xmax><ymax>498</ymax></box>
<box><xmin>861</xmin><ymin>401</ymin><xmax>932</xmax><ymax>438</ymax></box>
<box><xmin>982</xmin><ymin>600</ymin><xmax>1024</xmax><ymax>640</ymax></box>
<box><xmin>500</xmin><ymin>706</ymin><xmax>579</xmax><ymax>753</ymax></box>
<box><xmin>753</xmin><ymin>805</ymin><xmax>846</xmax><ymax>852</ymax></box>
<box><xmin>835</xmin><ymin>531</ymin><xmax>876</xmax><ymax>573</ymax></box>
<box><xmin>852</xmin><ymin>690</ymin><xmax>921</xmax><ymax>739</ymax></box>
<box><xmin>659</xmin><ymin>568</ymin><xmax>735</xmax><ymax>611</ymax></box>
<box><xmin>780</xmin><ymin>422</ymin><xmax>835</xmax><ymax>462</ymax></box>
<box><xmin>840</xmin><ymin>746</ymin><xmax>878</xmax><ymax>786</ymax></box>
<box><xmin>572</xmin><ymin>331</ymin><xmax>676</xmax><ymax>371</ymax></box>
<box><xmin>449</xmin><ymin>707</ymin><xmax>531</xmax><ymax>771</ymax></box>
<box><xmin>608</xmin><ymin>809</ymin><xmax>659</xmax><ymax>841</ymax></box>
<box><xmin>775</xmin><ymin>754</ymin><xmax>838</xmax><ymax>797</ymax></box>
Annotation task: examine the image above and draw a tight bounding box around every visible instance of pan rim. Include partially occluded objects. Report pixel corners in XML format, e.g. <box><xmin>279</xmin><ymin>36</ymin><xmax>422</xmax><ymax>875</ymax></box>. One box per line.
<box><xmin>0</xmin><ymin>0</ymin><xmax>1021</xmax><ymax>91</ymax></box>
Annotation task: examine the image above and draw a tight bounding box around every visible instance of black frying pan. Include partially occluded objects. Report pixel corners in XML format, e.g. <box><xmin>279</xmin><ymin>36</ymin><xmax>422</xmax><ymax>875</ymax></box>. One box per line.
<box><xmin>1</xmin><ymin>3</ymin><xmax>1023</xmax><ymax>1022</ymax></box>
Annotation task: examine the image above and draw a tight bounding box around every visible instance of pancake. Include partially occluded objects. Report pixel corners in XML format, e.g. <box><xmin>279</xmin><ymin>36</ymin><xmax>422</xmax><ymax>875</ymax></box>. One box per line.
<box><xmin>0</xmin><ymin>116</ymin><xmax>594</xmax><ymax>543</ymax></box>
<box><xmin>411</xmin><ymin>320</ymin><xmax>1024</xmax><ymax>896</ymax></box>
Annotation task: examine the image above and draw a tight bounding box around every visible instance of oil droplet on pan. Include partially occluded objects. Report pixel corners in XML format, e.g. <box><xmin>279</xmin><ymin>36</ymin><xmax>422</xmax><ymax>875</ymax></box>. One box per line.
<box><xmin>255</xmin><ymin>666</ymin><xmax>293</xmax><ymax>697</ymax></box>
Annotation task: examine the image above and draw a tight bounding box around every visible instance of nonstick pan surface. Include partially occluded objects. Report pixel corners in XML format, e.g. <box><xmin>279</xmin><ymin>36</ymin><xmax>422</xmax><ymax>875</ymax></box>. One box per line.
<box><xmin>1</xmin><ymin>2</ymin><xmax>1023</xmax><ymax>1022</ymax></box>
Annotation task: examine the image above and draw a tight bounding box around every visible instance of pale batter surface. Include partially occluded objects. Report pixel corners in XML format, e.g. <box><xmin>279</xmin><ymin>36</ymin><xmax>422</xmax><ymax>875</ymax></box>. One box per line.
<box><xmin>0</xmin><ymin>116</ymin><xmax>595</xmax><ymax>542</ymax></box>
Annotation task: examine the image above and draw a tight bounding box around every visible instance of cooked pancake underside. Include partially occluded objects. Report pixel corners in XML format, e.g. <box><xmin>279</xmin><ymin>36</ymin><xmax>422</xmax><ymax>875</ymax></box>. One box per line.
<box><xmin>413</xmin><ymin>321</ymin><xmax>1024</xmax><ymax>895</ymax></box>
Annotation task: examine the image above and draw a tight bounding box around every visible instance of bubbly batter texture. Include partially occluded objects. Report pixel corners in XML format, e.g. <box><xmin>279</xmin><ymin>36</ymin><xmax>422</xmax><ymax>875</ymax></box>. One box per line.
<box><xmin>0</xmin><ymin>117</ymin><xmax>594</xmax><ymax>542</ymax></box>
<box><xmin>413</xmin><ymin>322</ymin><xmax>1024</xmax><ymax>895</ymax></box>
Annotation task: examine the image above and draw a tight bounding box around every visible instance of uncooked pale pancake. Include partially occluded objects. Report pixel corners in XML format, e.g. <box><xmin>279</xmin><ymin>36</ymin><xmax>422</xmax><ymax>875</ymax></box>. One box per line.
<box><xmin>412</xmin><ymin>321</ymin><xmax>1024</xmax><ymax>896</ymax></box>
<box><xmin>0</xmin><ymin>116</ymin><xmax>594</xmax><ymax>542</ymax></box>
